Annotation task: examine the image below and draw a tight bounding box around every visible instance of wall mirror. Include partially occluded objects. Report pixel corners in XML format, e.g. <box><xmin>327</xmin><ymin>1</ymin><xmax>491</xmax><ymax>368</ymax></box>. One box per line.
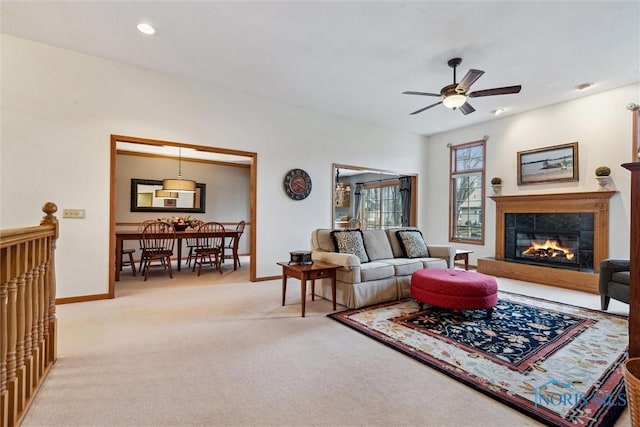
<box><xmin>130</xmin><ymin>178</ymin><xmax>206</xmax><ymax>213</ymax></box>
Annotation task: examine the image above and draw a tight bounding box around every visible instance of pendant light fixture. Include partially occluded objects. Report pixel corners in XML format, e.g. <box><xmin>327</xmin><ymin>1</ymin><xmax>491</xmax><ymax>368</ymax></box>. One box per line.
<box><xmin>163</xmin><ymin>148</ymin><xmax>196</xmax><ymax>193</ymax></box>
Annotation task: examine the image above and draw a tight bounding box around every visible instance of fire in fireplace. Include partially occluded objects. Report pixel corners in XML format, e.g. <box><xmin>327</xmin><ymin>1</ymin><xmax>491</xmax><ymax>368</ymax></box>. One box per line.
<box><xmin>521</xmin><ymin>239</ymin><xmax>575</xmax><ymax>261</ymax></box>
<box><xmin>514</xmin><ymin>230</ymin><xmax>580</xmax><ymax>269</ymax></box>
<box><xmin>504</xmin><ymin>212</ymin><xmax>595</xmax><ymax>272</ymax></box>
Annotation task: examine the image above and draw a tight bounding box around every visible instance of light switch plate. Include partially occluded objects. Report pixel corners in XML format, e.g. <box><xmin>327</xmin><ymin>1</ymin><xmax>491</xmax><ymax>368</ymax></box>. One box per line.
<box><xmin>63</xmin><ymin>209</ymin><xmax>85</xmax><ymax>219</ymax></box>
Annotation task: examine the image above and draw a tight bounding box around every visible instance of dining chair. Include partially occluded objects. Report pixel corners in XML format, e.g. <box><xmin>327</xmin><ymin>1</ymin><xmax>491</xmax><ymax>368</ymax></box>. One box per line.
<box><xmin>141</xmin><ymin>221</ymin><xmax>176</xmax><ymax>281</ymax></box>
<box><xmin>138</xmin><ymin>219</ymin><xmax>158</xmax><ymax>272</ymax></box>
<box><xmin>192</xmin><ymin>222</ymin><xmax>225</xmax><ymax>276</ymax></box>
<box><xmin>185</xmin><ymin>219</ymin><xmax>205</xmax><ymax>267</ymax></box>
<box><xmin>224</xmin><ymin>220</ymin><xmax>246</xmax><ymax>269</ymax></box>
<box><xmin>121</xmin><ymin>248</ymin><xmax>136</xmax><ymax>276</ymax></box>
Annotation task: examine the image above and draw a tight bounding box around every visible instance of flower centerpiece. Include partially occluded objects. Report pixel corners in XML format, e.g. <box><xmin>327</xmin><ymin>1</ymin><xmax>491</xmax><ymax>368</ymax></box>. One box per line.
<box><xmin>161</xmin><ymin>215</ymin><xmax>196</xmax><ymax>231</ymax></box>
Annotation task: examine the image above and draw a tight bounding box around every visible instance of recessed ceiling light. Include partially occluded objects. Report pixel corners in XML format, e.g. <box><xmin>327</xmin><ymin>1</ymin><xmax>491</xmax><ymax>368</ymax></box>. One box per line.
<box><xmin>137</xmin><ymin>23</ymin><xmax>155</xmax><ymax>35</ymax></box>
<box><xmin>492</xmin><ymin>108</ymin><xmax>505</xmax><ymax>115</ymax></box>
<box><xmin>575</xmin><ymin>82</ymin><xmax>594</xmax><ymax>91</ymax></box>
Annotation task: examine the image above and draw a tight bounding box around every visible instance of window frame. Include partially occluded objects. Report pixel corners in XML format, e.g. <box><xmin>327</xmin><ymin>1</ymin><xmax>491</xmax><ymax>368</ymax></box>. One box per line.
<box><xmin>360</xmin><ymin>180</ymin><xmax>402</xmax><ymax>229</ymax></box>
<box><xmin>449</xmin><ymin>140</ymin><xmax>486</xmax><ymax>245</ymax></box>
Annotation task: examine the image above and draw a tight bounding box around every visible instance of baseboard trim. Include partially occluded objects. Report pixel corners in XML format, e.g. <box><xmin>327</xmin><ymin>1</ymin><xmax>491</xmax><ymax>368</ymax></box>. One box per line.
<box><xmin>56</xmin><ymin>293</ymin><xmax>111</xmax><ymax>305</ymax></box>
<box><xmin>255</xmin><ymin>275</ymin><xmax>280</xmax><ymax>282</ymax></box>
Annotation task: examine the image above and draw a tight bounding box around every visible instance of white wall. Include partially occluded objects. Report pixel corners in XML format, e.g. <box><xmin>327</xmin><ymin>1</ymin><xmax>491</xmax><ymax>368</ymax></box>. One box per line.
<box><xmin>423</xmin><ymin>83</ymin><xmax>639</xmax><ymax>266</ymax></box>
<box><xmin>1</xmin><ymin>35</ymin><xmax>427</xmax><ymax>298</ymax></box>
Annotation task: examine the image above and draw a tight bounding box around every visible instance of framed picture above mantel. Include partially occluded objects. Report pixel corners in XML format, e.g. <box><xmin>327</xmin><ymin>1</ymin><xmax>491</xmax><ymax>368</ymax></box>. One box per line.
<box><xmin>517</xmin><ymin>142</ymin><xmax>579</xmax><ymax>185</ymax></box>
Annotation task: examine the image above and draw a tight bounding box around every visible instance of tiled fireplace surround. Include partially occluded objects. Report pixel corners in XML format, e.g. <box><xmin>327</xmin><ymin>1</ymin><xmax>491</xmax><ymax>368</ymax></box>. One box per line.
<box><xmin>477</xmin><ymin>191</ymin><xmax>616</xmax><ymax>294</ymax></box>
<box><xmin>504</xmin><ymin>212</ymin><xmax>594</xmax><ymax>271</ymax></box>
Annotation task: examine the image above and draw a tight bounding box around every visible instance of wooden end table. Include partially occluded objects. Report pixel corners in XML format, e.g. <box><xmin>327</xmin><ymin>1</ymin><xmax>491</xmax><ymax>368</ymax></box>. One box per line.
<box><xmin>454</xmin><ymin>249</ymin><xmax>473</xmax><ymax>270</ymax></box>
<box><xmin>278</xmin><ymin>261</ymin><xmax>340</xmax><ymax>317</ymax></box>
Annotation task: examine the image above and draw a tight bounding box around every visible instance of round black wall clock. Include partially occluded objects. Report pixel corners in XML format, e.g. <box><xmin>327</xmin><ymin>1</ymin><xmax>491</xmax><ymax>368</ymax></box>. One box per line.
<box><xmin>284</xmin><ymin>169</ymin><xmax>312</xmax><ymax>200</ymax></box>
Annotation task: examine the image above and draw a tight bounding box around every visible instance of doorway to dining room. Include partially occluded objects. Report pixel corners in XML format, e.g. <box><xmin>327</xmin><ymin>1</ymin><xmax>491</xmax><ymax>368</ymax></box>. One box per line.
<box><xmin>109</xmin><ymin>134</ymin><xmax>257</xmax><ymax>298</ymax></box>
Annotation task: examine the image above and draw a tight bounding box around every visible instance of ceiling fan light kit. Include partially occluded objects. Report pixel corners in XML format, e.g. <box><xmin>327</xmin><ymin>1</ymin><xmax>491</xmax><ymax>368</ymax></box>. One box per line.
<box><xmin>403</xmin><ymin>57</ymin><xmax>521</xmax><ymax>116</ymax></box>
<box><xmin>443</xmin><ymin>94</ymin><xmax>467</xmax><ymax>110</ymax></box>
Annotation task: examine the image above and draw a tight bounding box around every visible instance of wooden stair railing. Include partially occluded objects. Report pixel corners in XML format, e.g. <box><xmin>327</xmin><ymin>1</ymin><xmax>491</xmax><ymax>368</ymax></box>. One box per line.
<box><xmin>1</xmin><ymin>202</ymin><xmax>58</xmax><ymax>427</ymax></box>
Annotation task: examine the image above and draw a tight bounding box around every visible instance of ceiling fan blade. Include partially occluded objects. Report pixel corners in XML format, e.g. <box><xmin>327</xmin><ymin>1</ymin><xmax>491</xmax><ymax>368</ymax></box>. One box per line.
<box><xmin>456</xmin><ymin>69</ymin><xmax>484</xmax><ymax>93</ymax></box>
<box><xmin>402</xmin><ymin>91</ymin><xmax>441</xmax><ymax>97</ymax></box>
<box><xmin>409</xmin><ymin>101</ymin><xmax>443</xmax><ymax>115</ymax></box>
<box><xmin>468</xmin><ymin>85</ymin><xmax>522</xmax><ymax>98</ymax></box>
<box><xmin>458</xmin><ymin>102</ymin><xmax>476</xmax><ymax>115</ymax></box>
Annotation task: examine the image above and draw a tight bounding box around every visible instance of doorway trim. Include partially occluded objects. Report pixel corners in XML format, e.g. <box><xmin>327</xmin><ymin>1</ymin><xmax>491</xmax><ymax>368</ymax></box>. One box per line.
<box><xmin>109</xmin><ymin>134</ymin><xmax>258</xmax><ymax>298</ymax></box>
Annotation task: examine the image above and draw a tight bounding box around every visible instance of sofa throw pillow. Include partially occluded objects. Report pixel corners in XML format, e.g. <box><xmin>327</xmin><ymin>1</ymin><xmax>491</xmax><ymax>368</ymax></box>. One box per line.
<box><xmin>330</xmin><ymin>230</ymin><xmax>369</xmax><ymax>263</ymax></box>
<box><xmin>396</xmin><ymin>230</ymin><xmax>429</xmax><ymax>258</ymax></box>
<box><xmin>362</xmin><ymin>229</ymin><xmax>394</xmax><ymax>261</ymax></box>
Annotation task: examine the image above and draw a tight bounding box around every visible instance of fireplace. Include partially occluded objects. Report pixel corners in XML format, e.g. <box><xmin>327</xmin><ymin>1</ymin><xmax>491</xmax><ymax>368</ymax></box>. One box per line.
<box><xmin>504</xmin><ymin>212</ymin><xmax>594</xmax><ymax>272</ymax></box>
<box><xmin>477</xmin><ymin>191</ymin><xmax>615</xmax><ymax>294</ymax></box>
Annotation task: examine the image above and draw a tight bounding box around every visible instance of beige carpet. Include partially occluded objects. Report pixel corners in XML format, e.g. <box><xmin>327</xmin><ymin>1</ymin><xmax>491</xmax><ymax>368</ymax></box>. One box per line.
<box><xmin>22</xmin><ymin>260</ymin><xmax>630</xmax><ymax>427</ymax></box>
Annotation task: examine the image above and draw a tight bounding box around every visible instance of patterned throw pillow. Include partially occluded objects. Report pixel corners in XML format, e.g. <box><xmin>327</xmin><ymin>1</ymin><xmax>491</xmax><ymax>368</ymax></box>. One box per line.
<box><xmin>330</xmin><ymin>230</ymin><xmax>369</xmax><ymax>263</ymax></box>
<box><xmin>396</xmin><ymin>230</ymin><xmax>429</xmax><ymax>258</ymax></box>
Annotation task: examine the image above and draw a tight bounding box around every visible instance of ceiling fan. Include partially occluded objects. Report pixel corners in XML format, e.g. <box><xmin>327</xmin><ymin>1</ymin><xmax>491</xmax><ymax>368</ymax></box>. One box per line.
<box><xmin>403</xmin><ymin>58</ymin><xmax>521</xmax><ymax>115</ymax></box>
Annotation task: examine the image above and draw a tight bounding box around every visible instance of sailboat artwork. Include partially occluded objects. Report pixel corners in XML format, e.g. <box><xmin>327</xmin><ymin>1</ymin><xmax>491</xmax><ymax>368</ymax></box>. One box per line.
<box><xmin>517</xmin><ymin>142</ymin><xmax>579</xmax><ymax>185</ymax></box>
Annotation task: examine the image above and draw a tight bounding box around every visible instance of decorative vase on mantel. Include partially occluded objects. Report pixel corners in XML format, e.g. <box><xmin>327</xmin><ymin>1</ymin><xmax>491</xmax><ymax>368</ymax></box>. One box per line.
<box><xmin>595</xmin><ymin>166</ymin><xmax>612</xmax><ymax>190</ymax></box>
<box><xmin>490</xmin><ymin>177</ymin><xmax>502</xmax><ymax>194</ymax></box>
<box><xmin>173</xmin><ymin>224</ymin><xmax>188</xmax><ymax>232</ymax></box>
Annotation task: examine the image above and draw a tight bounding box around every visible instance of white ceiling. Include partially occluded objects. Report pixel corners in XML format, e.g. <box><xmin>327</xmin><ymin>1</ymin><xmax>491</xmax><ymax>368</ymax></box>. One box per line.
<box><xmin>2</xmin><ymin>1</ymin><xmax>639</xmax><ymax>136</ymax></box>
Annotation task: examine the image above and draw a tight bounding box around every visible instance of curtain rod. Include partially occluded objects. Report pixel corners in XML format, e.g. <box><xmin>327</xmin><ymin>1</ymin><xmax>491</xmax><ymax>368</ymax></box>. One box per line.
<box><xmin>355</xmin><ymin>177</ymin><xmax>403</xmax><ymax>185</ymax></box>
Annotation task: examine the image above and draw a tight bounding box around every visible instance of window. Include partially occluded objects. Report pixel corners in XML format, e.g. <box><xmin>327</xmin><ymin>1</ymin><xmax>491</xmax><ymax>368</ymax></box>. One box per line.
<box><xmin>450</xmin><ymin>140</ymin><xmax>485</xmax><ymax>244</ymax></box>
<box><xmin>361</xmin><ymin>181</ymin><xmax>402</xmax><ymax>229</ymax></box>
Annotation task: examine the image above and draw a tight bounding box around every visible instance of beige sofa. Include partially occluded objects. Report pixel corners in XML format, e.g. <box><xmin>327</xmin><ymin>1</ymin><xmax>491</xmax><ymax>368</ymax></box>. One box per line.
<box><xmin>310</xmin><ymin>228</ymin><xmax>455</xmax><ymax>309</ymax></box>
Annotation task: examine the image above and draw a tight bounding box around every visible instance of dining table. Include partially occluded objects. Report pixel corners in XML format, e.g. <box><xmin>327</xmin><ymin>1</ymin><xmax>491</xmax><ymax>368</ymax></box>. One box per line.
<box><xmin>115</xmin><ymin>228</ymin><xmax>240</xmax><ymax>281</ymax></box>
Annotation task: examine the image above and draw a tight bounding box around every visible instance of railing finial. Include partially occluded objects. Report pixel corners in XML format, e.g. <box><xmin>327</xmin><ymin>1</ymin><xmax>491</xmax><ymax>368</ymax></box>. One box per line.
<box><xmin>42</xmin><ymin>202</ymin><xmax>57</xmax><ymax>219</ymax></box>
<box><xmin>41</xmin><ymin>202</ymin><xmax>58</xmax><ymax>239</ymax></box>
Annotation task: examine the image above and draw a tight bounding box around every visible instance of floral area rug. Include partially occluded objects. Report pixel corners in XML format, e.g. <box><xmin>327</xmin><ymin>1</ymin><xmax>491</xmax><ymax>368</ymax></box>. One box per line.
<box><xmin>328</xmin><ymin>292</ymin><xmax>628</xmax><ymax>427</ymax></box>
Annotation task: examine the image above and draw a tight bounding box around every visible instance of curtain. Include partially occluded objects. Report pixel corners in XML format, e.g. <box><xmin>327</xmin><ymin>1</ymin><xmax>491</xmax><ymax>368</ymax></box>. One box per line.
<box><xmin>353</xmin><ymin>183</ymin><xmax>364</xmax><ymax>219</ymax></box>
<box><xmin>399</xmin><ymin>176</ymin><xmax>412</xmax><ymax>227</ymax></box>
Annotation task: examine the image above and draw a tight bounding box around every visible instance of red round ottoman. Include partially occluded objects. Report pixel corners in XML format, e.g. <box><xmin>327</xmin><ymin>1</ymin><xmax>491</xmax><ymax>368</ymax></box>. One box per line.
<box><xmin>411</xmin><ymin>269</ymin><xmax>498</xmax><ymax>317</ymax></box>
